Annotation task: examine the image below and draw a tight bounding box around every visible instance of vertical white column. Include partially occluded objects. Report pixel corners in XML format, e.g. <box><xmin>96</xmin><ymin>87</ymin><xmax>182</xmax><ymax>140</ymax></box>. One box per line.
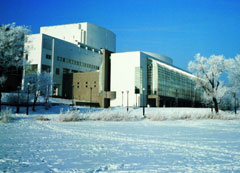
<box><xmin>51</xmin><ymin>38</ymin><xmax>55</xmax><ymax>96</ymax></box>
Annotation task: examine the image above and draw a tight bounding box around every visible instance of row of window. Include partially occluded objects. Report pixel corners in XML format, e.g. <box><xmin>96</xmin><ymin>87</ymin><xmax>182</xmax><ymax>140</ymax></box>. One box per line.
<box><xmin>56</xmin><ymin>56</ymin><xmax>99</xmax><ymax>70</ymax></box>
<box><xmin>74</xmin><ymin>81</ymin><xmax>97</xmax><ymax>89</ymax></box>
<box><xmin>41</xmin><ymin>65</ymin><xmax>79</xmax><ymax>76</ymax></box>
<box><xmin>26</xmin><ymin>64</ymin><xmax>78</xmax><ymax>76</ymax></box>
<box><xmin>158</xmin><ymin>88</ymin><xmax>198</xmax><ymax>99</ymax></box>
<box><xmin>78</xmin><ymin>44</ymin><xmax>102</xmax><ymax>54</ymax></box>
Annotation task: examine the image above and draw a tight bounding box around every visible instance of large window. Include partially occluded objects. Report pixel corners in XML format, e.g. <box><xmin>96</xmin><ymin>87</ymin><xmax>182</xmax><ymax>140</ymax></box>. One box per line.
<box><xmin>135</xmin><ymin>67</ymin><xmax>142</xmax><ymax>94</ymax></box>
<box><xmin>63</xmin><ymin>68</ymin><xmax>70</xmax><ymax>74</ymax></box>
<box><xmin>46</xmin><ymin>54</ymin><xmax>51</xmax><ymax>60</ymax></box>
<box><xmin>42</xmin><ymin>65</ymin><xmax>51</xmax><ymax>73</ymax></box>
<box><xmin>56</xmin><ymin>68</ymin><xmax>60</xmax><ymax>75</ymax></box>
<box><xmin>25</xmin><ymin>64</ymin><xmax>38</xmax><ymax>74</ymax></box>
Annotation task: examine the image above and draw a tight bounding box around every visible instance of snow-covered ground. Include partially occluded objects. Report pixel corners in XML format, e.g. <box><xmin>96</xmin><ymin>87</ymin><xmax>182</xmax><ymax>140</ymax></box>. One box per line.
<box><xmin>1</xmin><ymin>106</ymin><xmax>240</xmax><ymax>172</ymax></box>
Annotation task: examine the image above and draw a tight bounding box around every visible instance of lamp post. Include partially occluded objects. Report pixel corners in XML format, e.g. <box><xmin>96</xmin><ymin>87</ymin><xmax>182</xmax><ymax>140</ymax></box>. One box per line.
<box><xmin>26</xmin><ymin>83</ymin><xmax>30</xmax><ymax>115</ymax></box>
<box><xmin>143</xmin><ymin>88</ymin><xmax>145</xmax><ymax>118</ymax></box>
<box><xmin>90</xmin><ymin>87</ymin><xmax>92</xmax><ymax>108</ymax></box>
<box><xmin>16</xmin><ymin>86</ymin><xmax>20</xmax><ymax>113</ymax></box>
<box><xmin>127</xmin><ymin>90</ymin><xmax>129</xmax><ymax>112</ymax></box>
<box><xmin>233</xmin><ymin>92</ymin><xmax>237</xmax><ymax>114</ymax></box>
<box><xmin>72</xmin><ymin>84</ymin><xmax>74</xmax><ymax>106</ymax></box>
<box><xmin>170</xmin><ymin>78</ymin><xmax>178</xmax><ymax>107</ymax></box>
<box><xmin>136</xmin><ymin>93</ymin><xmax>137</xmax><ymax>107</ymax></box>
<box><xmin>121</xmin><ymin>91</ymin><xmax>124</xmax><ymax>107</ymax></box>
<box><xmin>175</xmin><ymin>88</ymin><xmax>178</xmax><ymax>107</ymax></box>
<box><xmin>0</xmin><ymin>91</ymin><xmax>2</xmax><ymax>112</ymax></box>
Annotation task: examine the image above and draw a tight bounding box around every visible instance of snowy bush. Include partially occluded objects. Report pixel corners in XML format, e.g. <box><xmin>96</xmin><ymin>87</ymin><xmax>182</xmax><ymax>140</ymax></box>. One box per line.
<box><xmin>59</xmin><ymin>109</ymin><xmax>83</xmax><ymax>122</ymax></box>
<box><xmin>89</xmin><ymin>109</ymin><xmax>142</xmax><ymax>121</ymax></box>
<box><xmin>146</xmin><ymin>108</ymin><xmax>240</xmax><ymax>121</ymax></box>
<box><xmin>0</xmin><ymin>108</ymin><xmax>13</xmax><ymax>123</ymax></box>
<box><xmin>58</xmin><ymin>108</ymin><xmax>240</xmax><ymax>122</ymax></box>
<box><xmin>59</xmin><ymin>109</ymin><xmax>143</xmax><ymax>122</ymax></box>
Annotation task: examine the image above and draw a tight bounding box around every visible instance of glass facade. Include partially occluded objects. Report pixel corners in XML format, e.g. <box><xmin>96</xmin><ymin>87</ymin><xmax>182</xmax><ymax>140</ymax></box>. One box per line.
<box><xmin>147</xmin><ymin>58</ymin><xmax>202</xmax><ymax>104</ymax></box>
<box><xmin>135</xmin><ymin>67</ymin><xmax>142</xmax><ymax>94</ymax></box>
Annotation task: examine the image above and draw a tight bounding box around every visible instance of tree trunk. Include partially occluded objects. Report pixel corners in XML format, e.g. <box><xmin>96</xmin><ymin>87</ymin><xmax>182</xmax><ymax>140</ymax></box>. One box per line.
<box><xmin>0</xmin><ymin>91</ymin><xmax>2</xmax><ymax>112</ymax></box>
<box><xmin>212</xmin><ymin>97</ymin><xmax>219</xmax><ymax>113</ymax></box>
<box><xmin>32</xmin><ymin>95</ymin><xmax>37</xmax><ymax>112</ymax></box>
<box><xmin>45</xmin><ymin>97</ymin><xmax>49</xmax><ymax>110</ymax></box>
<box><xmin>234</xmin><ymin>95</ymin><xmax>237</xmax><ymax>114</ymax></box>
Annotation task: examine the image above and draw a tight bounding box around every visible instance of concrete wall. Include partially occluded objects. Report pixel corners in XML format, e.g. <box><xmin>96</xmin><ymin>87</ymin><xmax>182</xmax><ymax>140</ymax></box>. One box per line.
<box><xmin>40</xmin><ymin>23</ymin><xmax>86</xmax><ymax>45</ymax></box>
<box><xmin>110</xmin><ymin>52</ymin><xmax>142</xmax><ymax>107</ymax></box>
<box><xmin>72</xmin><ymin>72</ymin><xmax>101</xmax><ymax>106</ymax></box>
<box><xmin>40</xmin><ymin>22</ymin><xmax>116</xmax><ymax>52</ymax></box>
<box><xmin>86</xmin><ymin>23</ymin><xmax>116</xmax><ymax>52</ymax></box>
<box><xmin>63</xmin><ymin>72</ymin><xmax>110</xmax><ymax>108</ymax></box>
<box><xmin>25</xmin><ymin>34</ymin><xmax>43</xmax><ymax>72</ymax></box>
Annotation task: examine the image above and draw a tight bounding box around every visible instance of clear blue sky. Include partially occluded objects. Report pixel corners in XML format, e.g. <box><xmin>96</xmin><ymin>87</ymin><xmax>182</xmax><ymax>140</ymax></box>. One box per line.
<box><xmin>1</xmin><ymin>0</ymin><xmax>240</xmax><ymax>70</ymax></box>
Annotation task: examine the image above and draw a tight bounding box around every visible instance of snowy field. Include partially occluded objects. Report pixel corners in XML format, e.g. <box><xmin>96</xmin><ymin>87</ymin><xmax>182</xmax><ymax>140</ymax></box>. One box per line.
<box><xmin>1</xmin><ymin>106</ymin><xmax>240</xmax><ymax>172</ymax></box>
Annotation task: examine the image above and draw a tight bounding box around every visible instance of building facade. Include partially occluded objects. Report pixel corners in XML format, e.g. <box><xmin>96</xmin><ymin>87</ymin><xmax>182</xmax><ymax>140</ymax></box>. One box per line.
<box><xmin>23</xmin><ymin>22</ymin><xmax>202</xmax><ymax>108</ymax></box>
<box><xmin>63</xmin><ymin>49</ymin><xmax>116</xmax><ymax>108</ymax></box>
<box><xmin>24</xmin><ymin>23</ymin><xmax>116</xmax><ymax>96</ymax></box>
<box><xmin>110</xmin><ymin>51</ymin><xmax>202</xmax><ymax>107</ymax></box>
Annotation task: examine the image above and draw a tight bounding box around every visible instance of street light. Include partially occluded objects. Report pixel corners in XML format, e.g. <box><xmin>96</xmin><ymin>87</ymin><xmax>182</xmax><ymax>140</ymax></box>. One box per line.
<box><xmin>90</xmin><ymin>87</ymin><xmax>93</xmax><ymax>108</ymax></box>
<box><xmin>175</xmin><ymin>89</ymin><xmax>178</xmax><ymax>107</ymax></box>
<box><xmin>192</xmin><ymin>92</ymin><xmax>195</xmax><ymax>108</ymax></box>
<box><xmin>72</xmin><ymin>84</ymin><xmax>74</xmax><ymax>106</ymax></box>
<box><xmin>26</xmin><ymin>82</ymin><xmax>30</xmax><ymax>115</ymax></box>
<box><xmin>121</xmin><ymin>91</ymin><xmax>124</xmax><ymax>107</ymax></box>
<box><xmin>143</xmin><ymin>88</ymin><xmax>145</xmax><ymax>118</ymax></box>
<box><xmin>135</xmin><ymin>88</ymin><xmax>139</xmax><ymax>107</ymax></box>
<box><xmin>126</xmin><ymin>90</ymin><xmax>129</xmax><ymax>112</ymax></box>
<box><xmin>0</xmin><ymin>91</ymin><xmax>2</xmax><ymax>112</ymax></box>
<box><xmin>233</xmin><ymin>92</ymin><xmax>237</xmax><ymax>114</ymax></box>
<box><xmin>170</xmin><ymin>78</ymin><xmax>178</xmax><ymax>107</ymax></box>
<box><xmin>136</xmin><ymin>93</ymin><xmax>137</xmax><ymax>107</ymax></box>
<box><xmin>16</xmin><ymin>86</ymin><xmax>20</xmax><ymax>113</ymax></box>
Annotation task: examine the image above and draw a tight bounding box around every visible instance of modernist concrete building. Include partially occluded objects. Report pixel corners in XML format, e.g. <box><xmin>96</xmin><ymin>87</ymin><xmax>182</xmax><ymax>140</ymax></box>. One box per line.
<box><xmin>23</xmin><ymin>22</ymin><xmax>202</xmax><ymax>108</ymax></box>
<box><xmin>24</xmin><ymin>23</ymin><xmax>116</xmax><ymax>96</ymax></box>
<box><xmin>110</xmin><ymin>51</ymin><xmax>202</xmax><ymax>108</ymax></box>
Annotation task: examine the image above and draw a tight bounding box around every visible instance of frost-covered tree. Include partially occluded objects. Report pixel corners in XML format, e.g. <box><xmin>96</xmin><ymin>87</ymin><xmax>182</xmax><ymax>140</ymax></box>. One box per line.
<box><xmin>188</xmin><ymin>53</ymin><xmax>230</xmax><ymax>113</ymax></box>
<box><xmin>0</xmin><ymin>23</ymin><xmax>29</xmax><ymax>77</ymax></box>
<box><xmin>227</xmin><ymin>55</ymin><xmax>240</xmax><ymax>92</ymax></box>
<box><xmin>24</xmin><ymin>72</ymin><xmax>52</xmax><ymax>111</ymax></box>
<box><xmin>24</xmin><ymin>73</ymin><xmax>39</xmax><ymax>111</ymax></box>
<box><xmin>39</xmin><ymin>72</ymin><xmax>52</xmax><ymax>109</ymax></box>
<box><xmin>227</xmin><ymin>55</ymin><xmax>240</xmax><ymax>113</ymax></box>
<box><xmin>0</xmin><ymin>23</ymin><xmax>30</xmax><ymax>111</ymax></box>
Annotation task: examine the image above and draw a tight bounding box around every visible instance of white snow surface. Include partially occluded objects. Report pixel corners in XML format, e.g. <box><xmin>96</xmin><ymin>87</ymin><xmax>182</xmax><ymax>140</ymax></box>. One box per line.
<box><xmin>1</xmin><ymin>106</ymin><xmax>240</xmax><ymax>172</ymax></box>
